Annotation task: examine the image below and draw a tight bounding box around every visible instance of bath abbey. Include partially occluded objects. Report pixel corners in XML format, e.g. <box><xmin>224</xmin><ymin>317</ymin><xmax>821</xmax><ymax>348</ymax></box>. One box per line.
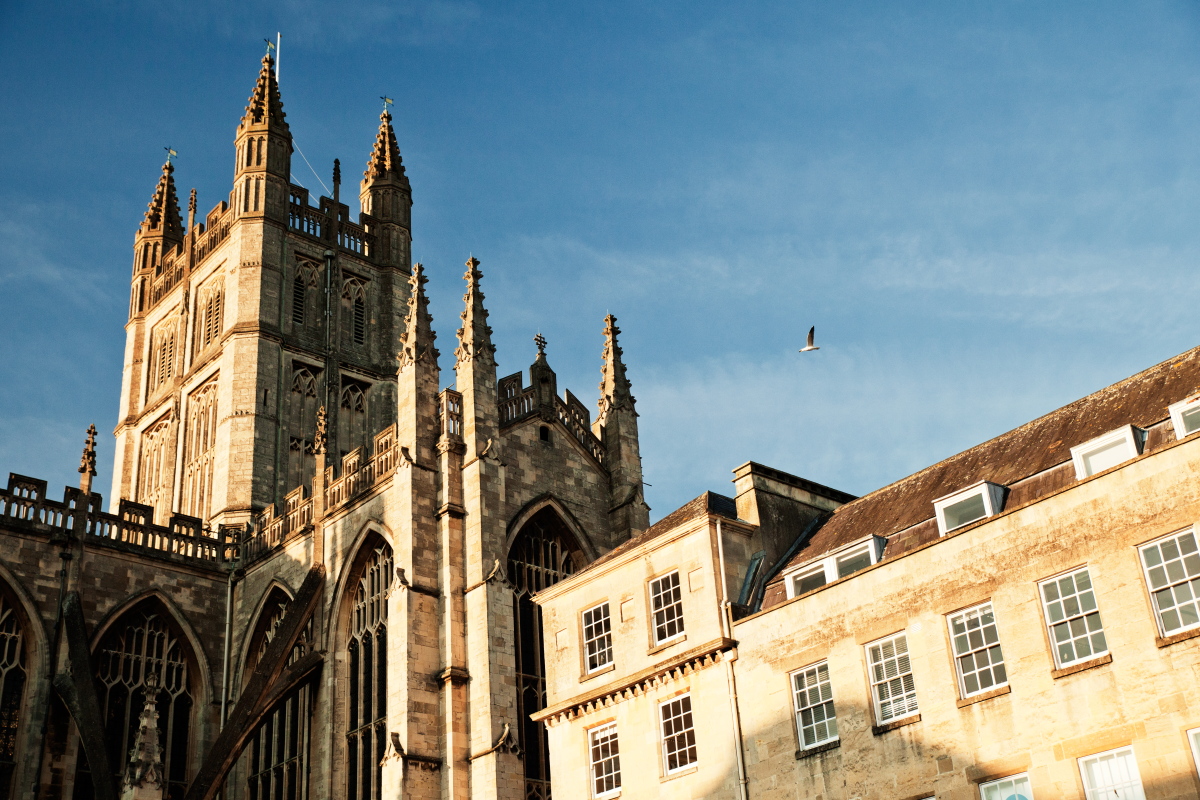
<box><xmin>3</xmin><ymin>53</ymin><xmax>1200</xmax><ymax>800</ymax></box>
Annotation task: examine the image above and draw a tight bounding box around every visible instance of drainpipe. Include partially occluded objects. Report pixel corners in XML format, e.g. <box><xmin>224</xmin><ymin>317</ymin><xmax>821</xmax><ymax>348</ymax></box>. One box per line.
<box><xmin>716</xmin><ymin>518</ymin><xmax>750</xmax><ymax>800</ymax></box>
<box><xmin>220</xmin><ymin>565</ymin><xmax>235</xmax><ymax>725</ymax></box>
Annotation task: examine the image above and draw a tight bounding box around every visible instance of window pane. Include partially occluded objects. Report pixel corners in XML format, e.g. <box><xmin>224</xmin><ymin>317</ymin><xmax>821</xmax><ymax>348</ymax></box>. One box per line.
<box><xmin>582</xmin><ymin>604</ymin><xmax>613</xmax><ymax>673</ymax></box>
<box><xmin>1140</xmin><ymin>531</ymin><xmax>1200</xmax><ymax>636</ymax></box>
<box><xmin>794</xmin><ymin>570</ymin><xmax>827</xmax><ymax>595</ymax></box>
<box><xmin>660</xmin><ymin>696</ymin><xmax>697</xmax><ymax>772</ymax></box>
<box><xmin>944</xmin><ymin>494</ymin><xmax>987</xmax><ymax>531</ymax></box>
<box><xmin>589</xmin><ymin>724</ymin><xmax>621</xmax><ymax>797</ymax></box>
<box><xmin>836</xmin><ymin>549</ymin><xmax>872</xmax><ymax>578</ymax></box>
<box><xmin>1081</xmin><ymin>438</ymin><xmax>1134</xmax><ymax>476</ymax></box>
<box><xmin>1181</xmin><ymin>405</ymin><xmax>1200</xmax><ymax>435</ymax></box>
<box><xmin>1040</xmin><ymin>568</ymin><xmax>1107</xmax><ymax>667</ymax></box>
<box><xmin>1079</xmin><ymin>748</ymin><xmax>1145</xmax><ymax>800</ymax></box>
<box><xmin>980</xmin><ymin>774</ymin><xmax>1034</xmax><ymax>800</ymax></box>
<box><xmin>650</xmin><ymin>573</ymin><xmax>685</xmax><ymax>644</ymax></box>
<box><xmin>867</xmin><ymin>633</ymin><xmax>918</xmax><ymax>723</ymax></box>
<box><xmin>792</xmin><ymin>663</ymin><xmax>839</xmax><ymax>748</ymax></box>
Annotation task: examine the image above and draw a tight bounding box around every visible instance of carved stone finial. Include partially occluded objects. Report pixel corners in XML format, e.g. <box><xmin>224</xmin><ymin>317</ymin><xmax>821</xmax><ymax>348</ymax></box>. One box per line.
<box><xmin>363</xmin><ymin>108</ymin><xmax>408</xmax><ymax>186</ymax></box>
<box><xmin>78</xmin><ymin>424</ymin><xmax>97</xmax><ymax>495</ymax></box>
<box><xmin>239</xmin><ymin>52</ymin><xmax>289</xmax><ymax>135</ymax></box>
<box><xmin>333</xmin><ymin>158</ymin><xmax>341</xmax><ymax>190</ymax></box>
<box><xmin>455</xmin><ymin>256</ymin><xmax>496</xmax><ymax>367</ymax></box>
<box><xmin>397</xmin><ymin>263</ymin><xmax>439</xmax><ymax>369</ymax></box>
<box><xmin>140</xmin><ymin>160</ymin><xmax>184</xmax><ymax>241</ymax></box>
<box><xmin>314</xmin><ymin>406</ymin><xmax>327</xmax><ymax>455</ymax></box>
<box><xmin>121</xmin><ymin>671</ymin><xmax>164</xmax><ymax>799</ymax></box>
<box><xmin>598</xmin><ymin>314</ymin><xmax>633</xmax><ymax>421</ymax></box>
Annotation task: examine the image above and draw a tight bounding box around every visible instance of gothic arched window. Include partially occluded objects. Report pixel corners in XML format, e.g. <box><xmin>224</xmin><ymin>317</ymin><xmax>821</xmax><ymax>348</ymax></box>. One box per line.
<box><xmin>73</xmin><ymin>601</ymin><xmax>194</xmax><ymax>800</ymax></box>
<box><xmin>244</xmin><ymin>589</ymin><xmax>313</xmax><ymax>800</ymax></box>
<box><xmin>181</xmin><ymin>381</ymin><xmax>218</xmax><ymax>521</ymax></box>
<box><xmin>194</xmin><ymin>281</ymin><xmax>224</xmax><ymax>356</ymax></box>
<box><xmin>0</xmin><ymin>589</ymin><xmax>28</xmax><ymax>800</ymax></box>
<box><xmin>149</xmin><ymin>321</ymin><xmax>178</xmax><ymax>393</ymax></box>
<box><xmin>291</xmin><ymin>263</ymin><xmax>320</xmax><ymax>330</ymax></box>
<box><xmin>345</xmin><ymin>541</ymin><xmax>392</xmax><ymax>800</ymax></box>
<box><xmin>340</xmin><ymin>279</ymin><xmax>367</xmax><ymax>348</ymax></box>
<box><xmin>507</xmin><ymin>507</ymin><xmax>585</xmax><ymax>800</ymax></box>
<box><xmin>138</xmin><ymin>416</ymin><xmax>175</xmax><ymax>525</ymax></box>
<box><xmin>339</xmin><ymin>383</ymin><xmax>368</xmax><ymax>460</ymax></box>
<box><xmin>286</xmin><ymin>368</ymin><xmax>320</xmax><ymax>493</ymax></box>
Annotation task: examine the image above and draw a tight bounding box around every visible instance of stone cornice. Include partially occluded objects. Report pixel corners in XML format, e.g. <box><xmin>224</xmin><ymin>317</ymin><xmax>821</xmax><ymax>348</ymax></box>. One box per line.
<box><xmin>532</xmin><ymin>637</ymin><xmax>735</xmax><ymax>726</ymax></box>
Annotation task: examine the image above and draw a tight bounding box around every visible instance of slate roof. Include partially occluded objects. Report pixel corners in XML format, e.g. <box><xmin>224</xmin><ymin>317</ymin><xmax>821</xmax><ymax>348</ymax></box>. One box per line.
<box><xmin>575</xmin><ymin>491</ymin><xmax>739</xmax><ymax>576</ymax></box>
<box><xmin>760</xmin><ymin>343</ymin><xmax>1200</xmax><ymax>610</ymax></box>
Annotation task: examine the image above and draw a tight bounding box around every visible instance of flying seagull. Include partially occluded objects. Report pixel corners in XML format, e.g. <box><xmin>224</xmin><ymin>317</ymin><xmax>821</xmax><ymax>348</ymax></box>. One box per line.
<box><xmin>799</xmin><ymin>326</ymin><xmax>820</xmax><ymax>353</ymax></box>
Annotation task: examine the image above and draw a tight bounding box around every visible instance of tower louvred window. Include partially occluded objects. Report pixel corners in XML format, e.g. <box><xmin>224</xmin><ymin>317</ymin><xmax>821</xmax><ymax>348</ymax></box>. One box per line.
<box><xmin>341</xmin><ymin>278</ymin><xmax>368</xmax><ymax>347</ymax></box>
<box><xmin>292</xmin><ymin>275</ymin><xmax>306</xmax><ymax>325</ymax></box>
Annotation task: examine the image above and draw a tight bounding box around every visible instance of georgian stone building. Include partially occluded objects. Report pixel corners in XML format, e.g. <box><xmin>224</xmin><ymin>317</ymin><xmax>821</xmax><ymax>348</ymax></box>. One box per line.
<box><xmin>0</xmin><ymin>54</ymin><xmax>650</xmax><ymax>800</ymax></box>
<box><xmin>533</xmin><ymin>347</ymin><xmax>1200</xmax><ymax>799</ymax></box>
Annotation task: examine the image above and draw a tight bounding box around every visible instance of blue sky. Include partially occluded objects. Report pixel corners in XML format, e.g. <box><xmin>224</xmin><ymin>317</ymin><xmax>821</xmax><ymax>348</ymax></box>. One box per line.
<box><xmin>2</xmin><ymin>1</ymin><xmax>1200</xmax><ymax>519</ymax></box>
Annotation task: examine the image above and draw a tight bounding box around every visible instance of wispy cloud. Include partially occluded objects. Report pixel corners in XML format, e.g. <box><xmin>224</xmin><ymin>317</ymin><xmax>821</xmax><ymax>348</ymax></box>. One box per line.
<box><xmin>0</xmin><ymin>202</ymin><xmax>113</xmax><ymax>306</ymax></box>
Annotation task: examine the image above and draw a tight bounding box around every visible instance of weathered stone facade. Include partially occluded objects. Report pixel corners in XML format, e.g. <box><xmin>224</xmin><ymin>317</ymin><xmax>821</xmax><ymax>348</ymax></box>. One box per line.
<box><xmin>0</xmin><ymin>54</ymin><xmax>649</xmax><ymax>800</ymax></box>
<box><xmin>534</xmin><ymin>348</ymin><xmax>1200</xmax><ymax>799</ymax></box>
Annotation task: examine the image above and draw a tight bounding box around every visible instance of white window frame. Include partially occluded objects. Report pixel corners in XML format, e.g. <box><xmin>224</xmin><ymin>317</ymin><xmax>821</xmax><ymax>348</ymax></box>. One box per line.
<box><xmin>1188</xmin><ymin>727</ymin><xmax>1200</xmax><ymax>779</ymax></box>
<box><xmin>933</xmin><ymin>481</ymin><xmax>1005</xmax><ymax>536</ymax></box>
<box><xmin>979</xmin><ymin>773</ymin><xmax>1034</xmax><ymax>800</ymax></box>
<box><xmin>1138</xmin><ymin>527</ymin><xmax>1200</xmax><ymax>638</ymax></box>
<box><xmin>649</xmin><ymin>571</ymin><xmax>685</xmax><ymax>645</ymax></box>
<box><xmin>1038</xmin><ymin>567</ymin><xmax>1108</xmax><ymax>669</ymax></box>
<box><xmin>1078</xmin><ymin>746</ymin><xmax>1145</xmax><ymax>800</ymax></box>
<box><xmin>783</xmin><ymin>536</ymin><xmax>885</xmax><ymax>598</ymax></box>
<box><xmin>1169</xmin><ymin>394</ymin><xmax>1200</xmax><ymax>440</ymax></box>
<box><xmin>1070</xmin><ymin>425</ymin><xmax>1144</xmax><ymax>480</ymax></box>
<box><xmin>588</xmin><ymin>723</ymin><xmax>621</xmax><ymax>798</ymax></box>
<box><xmin>947</xmin><ymin>602</ymin><xmax>1007</xmax><ymax>698</ymax></box>
<box><xmin>582</xmin><ymin>602</ymin><xmax>613</xmax><ymax>674</ymax></box>
<box><xmin>865</xmin><ymin>631</ymin><xmax>918</xmax><ymax>725</ymax></box>
<box><xmin>791</xmin><ymin>660</ymin><xmax>838</xmax><ymax>749</ymax></box>
<box><xmin>659</xmin><ymin>694</ymin><xmax>697</xmax><ymax>775</ymax></box>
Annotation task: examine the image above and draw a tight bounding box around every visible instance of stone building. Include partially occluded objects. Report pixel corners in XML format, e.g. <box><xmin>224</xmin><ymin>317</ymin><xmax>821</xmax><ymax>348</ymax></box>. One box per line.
<box><xmin>533</xmin><ymin>346</ymin><xmax>1200</xmax><ymax>799</ymax></box>
<box><xmin>0</xmin><ymin>54</ymin><xmax>650</xmax><ymax>800</ymax></box>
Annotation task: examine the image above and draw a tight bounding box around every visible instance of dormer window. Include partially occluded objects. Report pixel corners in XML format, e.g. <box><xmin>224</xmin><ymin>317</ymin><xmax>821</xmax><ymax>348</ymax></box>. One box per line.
<box><xmin>1070</xmin><ymin>425</ymin><xmax>1144</xmax><ymax>480</ymax></box>
<box><xmin>784</xmin><ymin>536</ymin><xmax>885</xmax><ymax>599</ymax></box>
<box><xmin>934</xmin><ymin>481</ymin><xmax>1005</xmax><ymax>536</ymax></box>
<box><xmin>1169</xmin><ymin>395</ymin><xmax>1200</xmax><ymax>440</ymax></box>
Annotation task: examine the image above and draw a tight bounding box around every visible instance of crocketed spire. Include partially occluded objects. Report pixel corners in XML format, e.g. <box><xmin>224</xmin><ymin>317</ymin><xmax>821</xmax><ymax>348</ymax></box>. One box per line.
<box><xmin>454</xmin><ymin>257</ymin><xmax>495</xmax><ymax>367</ymax></box>
<box><xmin>398</xmin><ymin>263</ymin><xmax>439</xmax><ymax>368</ymax></box>
<box><xmin>140</xmin><ymin>160</ymin><xmax>183</xmax><ymax>239</ymax></box>
<box><xmin>239</xmin><ymin>54</ymin><xmax>289</xmax><ymax>136</ymax></box>
<box><xmin>363</xmin><ymin>110</ymin><xmax>408</xmax><ymax>187</ymax></box>
<box><xmin>598</xmin><ymin>314</ymin><xmax>634</xmax><ymax>422</ymax></box>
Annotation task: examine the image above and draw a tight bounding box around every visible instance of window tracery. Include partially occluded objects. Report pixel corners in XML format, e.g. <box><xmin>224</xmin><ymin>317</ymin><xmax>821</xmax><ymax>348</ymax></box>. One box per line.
<box><xmin>138</xmin><ymin>416</ymin><xmax>175</xmax><ymax>525</ymax></box>
<box><xmin>245</xmin><ymin>590</ymin><xmax>313</xmax><ymax>800</ymax></box>
<box><xmin>340</xmin><ymin>279</ymin><xmax>367</xmax><ymax>348</ymax></box>
<box><xmin>181</xmin><ymin>381</ymin><xmax>218</xmax><ymax>521</ymax></box>
<box><xmin>149</xmin><ymin>320</ymin><xmax>179</xmax><ymax>393</ymax></box>
<box><xmin>0</xmin><ymin>591</ymin><xmax>26</xmax><ymax>800</ymax></box>
<box><xmin>73</xmin><ymin>602</ymin><xmax>193</xmax><ymax>800</ymax></box>
<box><xmin>194</xmin><ymin>280</ymin><xmax>224</xmax><ymax>355</ymax></box>
<box><xmin>507</xmin><ymin>507</ymin><xmax>584</xmax><ymax>800</ymax></box>
<box><xmin>346</xmin><ymin>542</ymin><xmax>392</xmax><ymax>800</ymax></box>
<box><xmin>339</xmin><ymin>382</ymin><xmax>368</xmax><ymax>459</ymax></box>
<box><xmin>286</xmin><ymin>367</ymin><xmax>320</xmax><ymax>492</ymax></box>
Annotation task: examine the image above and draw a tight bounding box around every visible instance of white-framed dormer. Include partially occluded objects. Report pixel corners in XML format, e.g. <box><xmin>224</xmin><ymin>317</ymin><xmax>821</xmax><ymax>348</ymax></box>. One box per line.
<box><xmin>1069</xmin><ymin>425</ymin><xmax>1144</xmax><ymax>480</ymax></box>
<box><xmin>933</xmin><ymin>480</ymin><xmax>1005</xmax><ymax>536</ymax></box>
<box><xmin>1169</xmin><ymin>394</ymin><xmax>1200</xmax><ymax>441</ymax></box>
<box><xmin>783</xmin><ymin>535</ymin><xmax>886</xmax><ymax>599</ymax></box>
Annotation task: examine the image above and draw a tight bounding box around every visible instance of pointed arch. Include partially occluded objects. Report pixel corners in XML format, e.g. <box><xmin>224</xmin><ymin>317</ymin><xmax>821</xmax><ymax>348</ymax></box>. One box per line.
<box><xmin>74</xmin><ymin>593</ymin><xmax>207</xmax><ymax>800</ymax></box>
<box><xmin>238</xmin><ymin>581</ymin><xmax>314</xmax><ymax>800</ymax></box>
<box><xmin>233</xmin><ymin>579</ymin><xmax>297</xmax><ymax>685</ymax></box>
<box><xmin>505</xmin><ymin>501</ymin><xmax>592</xmax><ymax>800</ymax></box>
<box><xmin>331</xmin><ymin>525</ymin><xmax>394</xmax><ymax>800</ymax></box>
<box><xmin>0</xmin><ymin>570</ymin><xmax>42</xmax><ymax>800</ymax></box>
<box><xmin>504</xmin><ymin>493</ymin><xmax>599</xmax><ymax>565</ymax></box>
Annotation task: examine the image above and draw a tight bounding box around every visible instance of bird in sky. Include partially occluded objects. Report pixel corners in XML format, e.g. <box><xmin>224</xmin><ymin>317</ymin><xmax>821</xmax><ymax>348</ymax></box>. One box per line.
<box><xmin>799</xmin><ymin>326</ymin><xmax>820</xmax><ymax>353</ymax></box>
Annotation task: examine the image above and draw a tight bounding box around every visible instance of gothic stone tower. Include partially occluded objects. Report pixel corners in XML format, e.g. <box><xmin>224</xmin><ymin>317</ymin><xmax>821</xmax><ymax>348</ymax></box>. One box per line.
<box><xmin>112</xmin><ymin>54</ymin><xmax>413</xmax><ymax>530</ymax></box>
<box><xmin>29</xmin><ymin>52</ymin><xmax>654</xmax><ymax>800</ymax></box>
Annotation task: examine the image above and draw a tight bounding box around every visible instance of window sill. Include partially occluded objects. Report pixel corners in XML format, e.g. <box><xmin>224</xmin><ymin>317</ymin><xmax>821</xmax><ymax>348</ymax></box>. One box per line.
<box><xmin>795</xmin><ymin>740</ymin><xmax>840</xmax><ymax>759</ymax></box>
<box><xmin>1156</xmin><ymin>626</ymin><xmax>1200</xmax><ymax>648</ymax></box>
<box><xmin>872</xmin><ymin>714</ymin><xmax>920</xmax><ymax>736</ymax></box>
<box><xmin>956</xmin><ymin>685</ymin><xmax>1011</xmax><ymax>708</ymax></box>
<box><xmin>660</xmin><ymin>765</ymin><xmax>698</xmax><ymax>783</ymax></box>
<box><xmin>648</xmin><ymin>634</ymin><xmax>686</xmax><ymax>656</ymax></box>
<box><xmin>581</xmin><ymin>662</ymin><xmax>616</xmax><ymax>682</ymax></box>
<box><xmin>1051</xmin><ymin>652</ymin><xmax>1112</xmax><ymax>679</ymax></box>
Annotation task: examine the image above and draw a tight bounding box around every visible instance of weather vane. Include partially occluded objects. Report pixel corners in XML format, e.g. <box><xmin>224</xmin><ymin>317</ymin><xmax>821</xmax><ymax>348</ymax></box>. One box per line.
<box><xmin>381</xmin><ymin>96</ymin><xmax>394</xmax><ymax>114</ymax></box>
<box><xmin>164</xmin><ymin>147</ymin><xmax>177</xmax><ymax>164</ymax></box>
<box><xmin>264</xmin><ymin>38</ymin><xmax>276</xmax><ymax>56</ymax></box>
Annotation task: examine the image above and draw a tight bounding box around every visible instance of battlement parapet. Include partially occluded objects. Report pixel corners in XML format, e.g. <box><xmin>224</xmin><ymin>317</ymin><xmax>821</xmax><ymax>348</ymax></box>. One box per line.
<box><xmin>0</xmin><ymin>474</ymin><xmax>238</xmax><ymax>571</ymax></box>
<box><xmin>498</xmin><ymin>373</ymin><xmax>606</xmax><ymax>465</ymax></box>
